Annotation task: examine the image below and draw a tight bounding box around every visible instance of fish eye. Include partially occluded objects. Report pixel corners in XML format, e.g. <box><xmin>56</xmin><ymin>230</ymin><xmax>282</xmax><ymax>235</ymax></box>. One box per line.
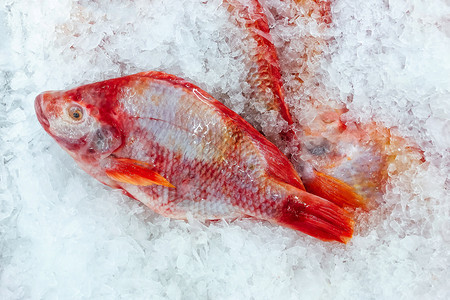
<box><xmin>69</xmin><ymin>106</ymin><xmax>83</xmax><ymax>121</ymax></box>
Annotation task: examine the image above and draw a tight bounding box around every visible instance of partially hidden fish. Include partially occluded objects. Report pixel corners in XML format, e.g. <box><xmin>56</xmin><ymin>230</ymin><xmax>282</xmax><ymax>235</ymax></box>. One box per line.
<box><xmin>35</xmin><ymin>71</ymin><xmax>354</xmax><ymax>243</ymax></box>
<box><xmin>226</xmin><ymin>0</ymin><xmax>423</xmax><ymax>207</ymax></box>
<box><xmin>279</xmin><ymin>0</ymin><xmax>425</xmax><ymax>203</ymax></box>
<box><xmin>223</xmin><ymin>0</ymin><xmax>367</xmax><ymax>208</ymax></box>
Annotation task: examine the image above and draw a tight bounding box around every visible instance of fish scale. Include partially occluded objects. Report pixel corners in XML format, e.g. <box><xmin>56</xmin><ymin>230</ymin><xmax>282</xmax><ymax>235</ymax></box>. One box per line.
<box><xmin>119</xmin><ymin>118</ymin><xmax>263</xmax><ymax>219</ymax></box>
<box><xmin>35</xmin><ymin>71</ymin><xmax>354</xmax><ymax>242</ymax></box>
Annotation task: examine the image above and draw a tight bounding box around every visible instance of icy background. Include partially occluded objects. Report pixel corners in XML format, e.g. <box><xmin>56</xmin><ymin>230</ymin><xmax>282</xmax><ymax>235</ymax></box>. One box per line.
<box><xmin>1</xmin><ymin>0</ymin><xmax>449</xmax><ymax>299</ymax></box>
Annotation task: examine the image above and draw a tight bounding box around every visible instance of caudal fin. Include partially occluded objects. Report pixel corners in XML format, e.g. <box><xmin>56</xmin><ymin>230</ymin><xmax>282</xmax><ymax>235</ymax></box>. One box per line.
<box><xmin>275</xmin><ymin>188</ymin><xmax>354</xmax><ymax>243</ymax></box>
<box><xmin>302</xmin><ymin>170</ymin><xmax>367</xmax><ymax>209</ymax></box>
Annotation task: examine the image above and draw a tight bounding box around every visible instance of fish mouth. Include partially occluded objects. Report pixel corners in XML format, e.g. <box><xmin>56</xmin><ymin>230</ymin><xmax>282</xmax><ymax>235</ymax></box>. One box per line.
<box><xmin>35</xmin><ymin>93</ymin><xmax>50</xmax><ymax>130</ymax></box>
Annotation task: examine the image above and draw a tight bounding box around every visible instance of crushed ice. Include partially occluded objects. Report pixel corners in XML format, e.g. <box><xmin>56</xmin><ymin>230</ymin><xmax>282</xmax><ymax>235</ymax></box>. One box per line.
<box><xmin>0</xmin><ymin>0</ymin><xmax>449</xmax><ymax>298</ymax></box>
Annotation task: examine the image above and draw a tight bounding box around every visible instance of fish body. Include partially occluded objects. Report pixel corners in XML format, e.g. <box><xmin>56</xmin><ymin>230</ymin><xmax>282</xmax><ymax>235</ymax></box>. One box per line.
<box><xmin>35</xmin><ymin>71</ymin><xmax>353</xmax><ymax>243</ymax></box>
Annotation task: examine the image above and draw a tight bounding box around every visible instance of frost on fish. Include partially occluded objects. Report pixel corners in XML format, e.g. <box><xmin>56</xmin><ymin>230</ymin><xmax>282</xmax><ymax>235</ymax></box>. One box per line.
<box><xmin>35</xmin><ymin>71</ymin><xmax>354</xmax><ymax>243</ymax></box>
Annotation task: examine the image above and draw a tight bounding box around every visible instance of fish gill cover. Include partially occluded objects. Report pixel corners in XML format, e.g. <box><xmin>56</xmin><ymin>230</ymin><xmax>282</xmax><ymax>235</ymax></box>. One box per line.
<box><xmin>1</xmin><ymin>0</ymin><xmax>449</xmax><ymax>299</ymax></box>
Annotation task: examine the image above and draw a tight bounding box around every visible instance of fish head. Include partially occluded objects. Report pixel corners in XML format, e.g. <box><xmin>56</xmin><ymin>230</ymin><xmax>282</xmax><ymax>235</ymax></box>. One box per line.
<box><xmin>35</xmin><ymin>84</ymin><xmax>123</xmax><ymax>165</ymax></box>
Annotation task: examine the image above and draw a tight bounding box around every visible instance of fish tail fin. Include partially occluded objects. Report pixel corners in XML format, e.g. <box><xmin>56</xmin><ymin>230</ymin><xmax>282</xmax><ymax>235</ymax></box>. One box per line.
<box><xmin>274</xmin><ymin>187</ymin><xmax>354</xmax><ymax>243</ymax></box>
<box><xmin>302</xmin><ymin>170</ymin><xmax>367</xmax><ymax>209</ymax></box>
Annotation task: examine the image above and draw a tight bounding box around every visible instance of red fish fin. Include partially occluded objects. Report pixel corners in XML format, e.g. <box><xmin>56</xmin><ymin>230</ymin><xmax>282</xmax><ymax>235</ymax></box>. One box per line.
<box><xmin>105</xmin><ymin>158</ymin><xmax>175</xmax><ymax>188</ymax></box>
<box><xmin>303</xmin><ymin>170</ymin><xmax>366</xmax><ymax>209</ymax></box>
<box><xmin>275</xmin><ymin>188</ymin><xmax>354</xmax><ymax>243</ymax></box>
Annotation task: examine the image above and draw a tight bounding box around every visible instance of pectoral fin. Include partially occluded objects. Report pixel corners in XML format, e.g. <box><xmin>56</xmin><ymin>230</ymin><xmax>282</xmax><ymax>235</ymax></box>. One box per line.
<box><xmin>105</xmin><ymin>158</ymin><xmax>175</xmax><ymax>188</ymax></box>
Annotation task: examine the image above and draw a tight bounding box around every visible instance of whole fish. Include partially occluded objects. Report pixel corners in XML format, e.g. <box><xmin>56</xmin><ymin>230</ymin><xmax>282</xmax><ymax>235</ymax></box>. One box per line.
<box><xmin>35</xmin><ymin>71</ymin><xmax>354</xmax><ymax>243</ymax></box>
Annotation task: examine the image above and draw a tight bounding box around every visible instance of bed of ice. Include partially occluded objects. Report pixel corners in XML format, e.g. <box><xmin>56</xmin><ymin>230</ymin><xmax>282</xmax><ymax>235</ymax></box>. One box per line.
<box><xmin>1</xmin><ymin>0</ymin><xmax>449</xmax><ymax>299</ymax></box>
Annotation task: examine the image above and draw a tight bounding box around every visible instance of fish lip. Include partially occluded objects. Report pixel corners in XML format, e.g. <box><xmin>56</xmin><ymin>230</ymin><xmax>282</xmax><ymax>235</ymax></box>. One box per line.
<box><xmin>35</xmin><ymin>93</ymin><xmax>50</xmax><ymax>129</ymax></box>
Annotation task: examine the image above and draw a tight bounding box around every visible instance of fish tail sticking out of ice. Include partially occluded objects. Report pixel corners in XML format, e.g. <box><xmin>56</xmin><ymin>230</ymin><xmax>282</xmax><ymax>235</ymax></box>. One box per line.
<box><xmin>35</xmin><ymin>71</ymin><xmax>354</xmax><ymax>243</ymax></box>
<box><xmin>224</xmin><ymin>0</ymin><xmax>367</xmax><ymax>209</ymax></box>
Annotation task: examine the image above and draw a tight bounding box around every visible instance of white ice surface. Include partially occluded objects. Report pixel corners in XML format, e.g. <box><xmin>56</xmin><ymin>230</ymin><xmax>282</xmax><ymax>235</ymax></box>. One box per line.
<box><xmin>1</xmin><ymin>0</ymin><xmax>449</xmax><ymax>299</ymax></box>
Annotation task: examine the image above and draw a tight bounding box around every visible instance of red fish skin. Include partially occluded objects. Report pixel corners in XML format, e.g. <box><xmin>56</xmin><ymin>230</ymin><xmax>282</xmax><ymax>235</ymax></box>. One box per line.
<box><xmin>223</xmin><ymin>0</ymin><xmax>294</xmax><ymax>140</ymax></box>
<box><xmin>35</xmin><ymin>71</ymin><xmax>353</xmax><ymax>243</ymax></box>
<box><xmin>222</xmin><ymin>0</ymin><xmax>331</xmax><ymax>129</ymax></box>
<box><xmin>228</xmin><ymin>0</ymin><xmax>293</xmax><ymax>125</ymax></box>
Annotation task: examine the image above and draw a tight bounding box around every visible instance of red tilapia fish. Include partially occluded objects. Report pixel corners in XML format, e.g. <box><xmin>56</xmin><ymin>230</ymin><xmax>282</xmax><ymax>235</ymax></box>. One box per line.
<box><xmin>35</xmin><ymin>71</ymin><xmax>355</xmax><ymax>243</ymax></box>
